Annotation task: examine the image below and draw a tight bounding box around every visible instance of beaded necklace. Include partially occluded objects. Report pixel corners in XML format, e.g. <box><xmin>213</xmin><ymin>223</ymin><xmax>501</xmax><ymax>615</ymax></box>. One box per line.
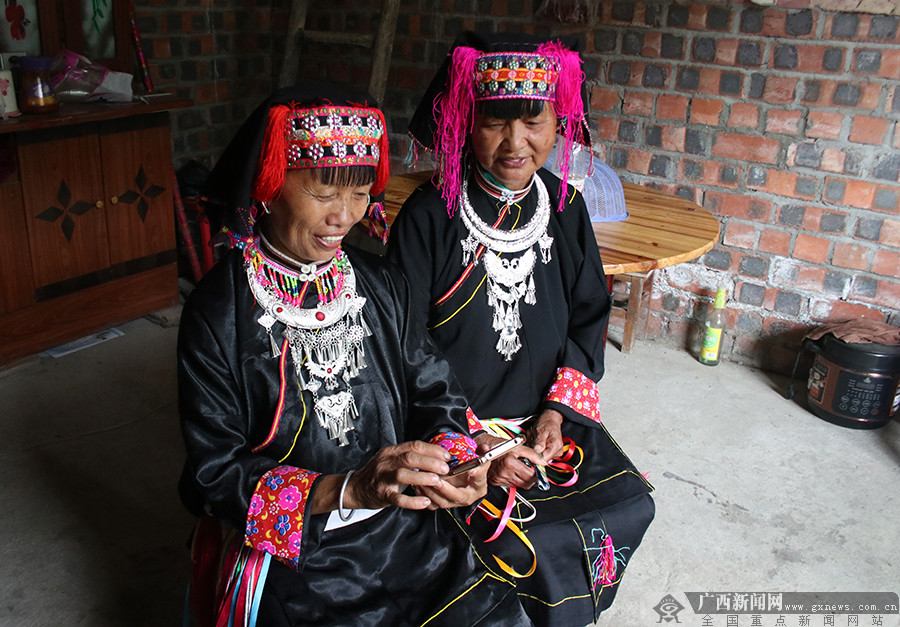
<box><xmin>249</xmin><ymin>232</ymin><xmax>347</xmax><ymax>306</ymax></box>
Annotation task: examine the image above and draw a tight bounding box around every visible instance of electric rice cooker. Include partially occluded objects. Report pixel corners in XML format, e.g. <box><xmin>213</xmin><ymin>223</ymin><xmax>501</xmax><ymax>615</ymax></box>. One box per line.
<box><xmin>804</xmin><ymin>333</ymin><xmax>900</xmax><ymax>429</ymax></box>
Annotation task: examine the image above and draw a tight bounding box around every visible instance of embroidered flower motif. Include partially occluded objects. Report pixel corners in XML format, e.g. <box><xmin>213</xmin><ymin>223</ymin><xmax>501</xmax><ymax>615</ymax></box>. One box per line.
<box><xmin>349</xmin><ymin>114</ymin><xmax>362</xmax><ymax>128</ymax></box>
<box><xmin>246</xmin><ymin>519</ymin><xmax>259</xmax><ymax>535</ymax></box>
<box><xmin>264</xmin><ymin>474</ymin><xmax>284</xmax><ymax>490</ymax></box>
<box><xmin>371</xmin><ymin>144</ymin><xmax>380</xmax><ymax>161</ymax></box>
<box><xmin>289</xmin><ymin>531</ymin><xmax>302</xmax><ymax>553</ymax></box>
<box><xmin>328</xmin><ymin>111</ymin><xmax>342</xmax><ymax>128</ymax></box>
<box><xmin>332</xmin><ymin>142</ymin><xmax>347</xmax><ymax>159</ymax></box>
<box><xmin>354</xmin><ymin>141</ymin><xmax>367</xmax><ymax>157</ymax></box>
<box><xmin>258</xmin><ymin>540</ymin><xmax>276</xmax><ymax>554</ymax></box>
<box><xmin>309</xmin><ymin>143</ymin><xmax>324</xmax><ymax>161</ymax></box>
<box><xmin>278</xmin><ymin>485</ymin><xmax>302</xmax><ymax>511</ymax></box>
<box><xmin>249</xmin><ymin>494</ymin><xmax>264</xmax><ymax>516</ymax></box>
<box><xmin>275</xmin><ymin>514</ymin><xmax>291</xmax><ymax>535</ymax></box>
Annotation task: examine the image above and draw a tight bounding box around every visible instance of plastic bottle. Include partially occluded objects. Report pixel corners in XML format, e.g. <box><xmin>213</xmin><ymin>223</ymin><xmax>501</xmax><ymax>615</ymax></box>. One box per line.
<box><xmin>17</xmin><ymin>56</ymin><xmax>59</xmax><ymax>114</ymax></box>
<box><xmin>699</xmin><ymin>286</ymin><xmax>728</xmax><ymax>366</ymax></box>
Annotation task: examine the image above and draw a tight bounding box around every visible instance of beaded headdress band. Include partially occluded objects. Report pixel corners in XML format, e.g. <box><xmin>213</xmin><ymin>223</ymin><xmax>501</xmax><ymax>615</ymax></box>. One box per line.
<box><xmin>432</xmin><ymin>41</ymin><xmax>587</xmax><ymax>216</ymax></box>
<box><xmin>253</xmin><ymin>103</ymin><xmax>390</xmax><ymax>205</ymax></box>
<box><xmin>474</xmin><ymin>52</ymin><xmax>557</xmax><ymax>100</ymax></box>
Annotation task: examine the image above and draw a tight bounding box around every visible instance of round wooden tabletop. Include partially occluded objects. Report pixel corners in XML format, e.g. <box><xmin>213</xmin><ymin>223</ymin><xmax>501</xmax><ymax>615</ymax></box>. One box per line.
<box><xmin>383</xmin><ymin>172</ymin><xmax>721</xmax><ymax>276</ymax></box>
<box><xmin>596</xmin><ymin>182</ymin><xmax>720</xmax><ymax>275</ymax></box>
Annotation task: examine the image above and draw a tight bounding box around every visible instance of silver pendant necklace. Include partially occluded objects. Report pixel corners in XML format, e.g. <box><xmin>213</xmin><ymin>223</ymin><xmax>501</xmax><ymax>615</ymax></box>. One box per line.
<box><xmin>459</xmin><ymin>174</ymin><xmax>553</xmax><ymax>360</ymax></box>
<box><xmin>246</xmin><ymin>241</ymin><xmax>369</xmax><ymax>446</ymax></box>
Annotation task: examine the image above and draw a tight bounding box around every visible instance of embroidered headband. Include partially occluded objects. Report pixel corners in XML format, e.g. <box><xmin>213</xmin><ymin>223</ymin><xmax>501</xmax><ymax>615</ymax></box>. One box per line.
<box><xmin>432</xmin><ymin>41</ymin><xmax>588</xmax><ymax>216</ymax></box>
<box><xmin>253</xmin><ymin>103</ymin><xmax>390</xmax><ymax>205</ymax></box>
<box><xmin>474</xmin><ymin>52</ymin><xmax>557</xmax><ymax>100</ymax></box>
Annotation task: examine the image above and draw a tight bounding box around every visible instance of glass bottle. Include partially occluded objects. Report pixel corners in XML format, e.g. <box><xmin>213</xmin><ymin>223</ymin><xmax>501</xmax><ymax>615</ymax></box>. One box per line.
<box><xmin>699</xmin><ymin>286</ymin><xmax>728</xmax><ymax>366</ymax></box>
<box><xmin>18</xmin><ymin>56</ymin><xmax>59</xmax><ymax>114</ymax></box>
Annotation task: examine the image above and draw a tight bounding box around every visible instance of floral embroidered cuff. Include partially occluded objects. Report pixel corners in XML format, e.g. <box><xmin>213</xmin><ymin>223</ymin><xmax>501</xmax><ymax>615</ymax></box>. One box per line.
<box><xmin>245</xmin><ymin>466</ymin><xmax>321</xmax><ymax>571</ymax></box>
<box><xmin>545</xmin><ymin>367</ymin><xmax>602</xmax><ymax>424</ymax></box>
<box><xmin>430</xmin><ymin>431</ymin><xmax>479</xmax><ymax>467</ymax></box>
<box><xmin>465</xmin><ymin>407</ymin><xmax>484</xmax><ymax>434</ymax></box>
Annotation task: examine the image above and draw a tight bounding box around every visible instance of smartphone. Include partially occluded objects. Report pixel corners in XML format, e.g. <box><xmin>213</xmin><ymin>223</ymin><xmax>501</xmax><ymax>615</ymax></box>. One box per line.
<box><xmin>445</xmin><ymin>436</ymin><xmax>525</xmax><ymax>477</ymax></box>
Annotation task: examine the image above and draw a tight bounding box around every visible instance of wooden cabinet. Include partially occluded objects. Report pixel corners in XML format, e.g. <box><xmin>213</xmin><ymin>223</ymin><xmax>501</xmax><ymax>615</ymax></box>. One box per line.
<box><xmin>0</xmin><ymin>98</ymin><xmax>191</xmax><ymax>364</ymax></box>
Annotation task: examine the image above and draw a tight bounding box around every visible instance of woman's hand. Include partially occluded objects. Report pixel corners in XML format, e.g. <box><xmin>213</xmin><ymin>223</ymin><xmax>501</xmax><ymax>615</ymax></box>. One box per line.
<box><xmin>345</xmin><ymin>440</ymin><xmax>453</xmax><ymax>511</ymax></box>
<box><xmin>415</xmin><ymin>462</ymin><xmax>489</xmax><ymax>510</ymax></box>
<box><xmin>529</xmin><ymin>409</ymin><xmax>564</xmax><ymax>460</ymax></box>
<box><xmin>476</xmin><ymin>410</ymin><xmax>566</xmax><ymax>489</ymax></box>
<box><xmin>475</xmin><ymin>431</ymin><xmax>541</xmax><ymax>489</ymax></box>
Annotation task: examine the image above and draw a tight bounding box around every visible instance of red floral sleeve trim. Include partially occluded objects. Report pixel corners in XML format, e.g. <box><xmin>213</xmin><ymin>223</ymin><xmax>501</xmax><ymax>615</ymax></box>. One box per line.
<box><xmin>545</xmin><ymin>367</ymin><xmax>602</xmax><ymax>424</ymax></box>
<box><xmin>430</xmin><ymin>431</ymin><xmax>479</xmax><ymax>467</ymax></box>
<box><xmin>465</xmin><ymin>407</ymin><xmax>484</xmax><ymax>434</ymax></box>
<box><xmin>245</xmin><ymin>466</ymin><xmax>320</xmax><ymax>571</ymax></box>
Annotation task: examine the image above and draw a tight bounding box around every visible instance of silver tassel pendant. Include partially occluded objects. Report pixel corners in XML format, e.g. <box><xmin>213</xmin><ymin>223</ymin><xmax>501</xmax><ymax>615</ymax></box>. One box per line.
<box><xmin>258</xmin><ymin>314</ymin><xmax>282</xmax><ymax>358</ymax></box>
<box><xmin>539</xmin><ymin>234</ymin><xmax>553</xmax><ymax>264</ymax></box>
<box><xmin>525</xmin><ymin>275</ymin><xmax>536</xmax><ymax>305</ymax></box>
<box><xmin>269</xmin><ymin>331</ymin><xmax>282</xmax><ymax>358</ymax></box>
<box><xmin>461</xmin><ymin>235</ymin><xmax>478</xmax><ymax>266</ymax></box>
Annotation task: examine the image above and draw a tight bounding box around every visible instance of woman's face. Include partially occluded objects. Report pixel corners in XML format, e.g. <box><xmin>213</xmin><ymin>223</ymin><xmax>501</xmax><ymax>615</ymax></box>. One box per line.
<box><xmin>264</xmin><ymin>168</ymin><xmax>370</xmax><ymax>264</ymax></box>
<box><xmin>470</xmin><ymin>103</ymin><xmax>557</xmax><ymax>191</ymax></box>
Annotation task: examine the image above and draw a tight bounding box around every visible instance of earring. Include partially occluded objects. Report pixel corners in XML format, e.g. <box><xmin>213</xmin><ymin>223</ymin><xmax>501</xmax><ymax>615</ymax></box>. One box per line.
<box><xmin>260</xmin><ymin>201</ymin><xmax>270</xmax><ymax>214</ymax></box>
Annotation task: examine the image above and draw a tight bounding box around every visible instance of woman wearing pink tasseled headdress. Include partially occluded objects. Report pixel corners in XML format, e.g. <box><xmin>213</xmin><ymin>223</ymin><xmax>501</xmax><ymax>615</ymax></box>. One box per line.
<box><xmin>388</xmin><ymin>32</ymin><xmax>655</xmax><ymax>625</ymax></box>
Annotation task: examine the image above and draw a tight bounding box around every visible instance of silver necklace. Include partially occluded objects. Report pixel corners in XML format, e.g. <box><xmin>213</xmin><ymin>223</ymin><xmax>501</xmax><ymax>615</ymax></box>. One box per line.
<box><xmin>459</xmin><ymin>174</ymin><xmax>553</xmax><ymax>360</ymax></box>
<box><xmin>246</xmin><ymin>242</ymin><xmax>369</xmax><ymax>446</ymax></box>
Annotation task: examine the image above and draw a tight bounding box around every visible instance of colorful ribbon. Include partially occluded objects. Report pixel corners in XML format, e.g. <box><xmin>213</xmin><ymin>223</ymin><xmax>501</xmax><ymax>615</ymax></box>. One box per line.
<box><xmin>468</xmin><ymin>418</ymin><xmax>585</xmax><ymax>579</ymax></box>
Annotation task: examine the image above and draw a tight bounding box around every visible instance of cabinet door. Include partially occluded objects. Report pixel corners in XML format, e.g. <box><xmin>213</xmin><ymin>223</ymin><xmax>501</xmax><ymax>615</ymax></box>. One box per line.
<box><xmin>17</xmin><ymin>124</ymin><xmax>110</xmax><ymax>292</ymax></box>
<box><xmin>0</xmin><ymin>136</ymin><xmax>35</xmax><ymax>315</ymax></box>
<box><xmin>100</xmin><ymin>114</ymin><xmax>175</xmax><ymax>268</ymax></box>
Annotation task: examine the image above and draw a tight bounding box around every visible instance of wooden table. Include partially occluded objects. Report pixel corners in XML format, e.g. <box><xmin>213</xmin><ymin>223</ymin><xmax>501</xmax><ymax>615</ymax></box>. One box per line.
<box><xmin>383</xmin><ymin>170</ymin><xmax>720</xmax><ymax>351</ymax></box>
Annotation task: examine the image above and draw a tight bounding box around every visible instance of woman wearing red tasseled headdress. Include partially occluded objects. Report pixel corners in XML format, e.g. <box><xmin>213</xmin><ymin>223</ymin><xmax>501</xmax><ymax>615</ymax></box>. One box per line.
<box><xmin>388</xmin><ymin>32</ymin><xmax>655</xmax><ymax>625</ymax></box>
<box><xmin>178</xmin><ymin>85</ymin><xmax>535</xmax><ymax>627</ymax></box>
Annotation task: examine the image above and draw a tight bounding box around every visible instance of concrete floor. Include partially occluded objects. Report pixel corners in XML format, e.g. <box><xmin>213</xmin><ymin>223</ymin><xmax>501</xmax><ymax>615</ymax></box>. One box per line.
<box><xmin>1</xmin><ymin>311</ymin><xmax>897</xmax><ymax>627</ymax></box>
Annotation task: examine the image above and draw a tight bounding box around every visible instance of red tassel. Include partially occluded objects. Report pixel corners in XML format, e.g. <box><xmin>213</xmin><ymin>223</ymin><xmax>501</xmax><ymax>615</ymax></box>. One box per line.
<box><xmin>371</xmin><ymin>108</ymin><xmax>390</xmax><ymax>196</ymax></box>
<box><xmin>252</xmin><ymin>105</ymin><xmax>292</xmax><ymax>204</ymax></box>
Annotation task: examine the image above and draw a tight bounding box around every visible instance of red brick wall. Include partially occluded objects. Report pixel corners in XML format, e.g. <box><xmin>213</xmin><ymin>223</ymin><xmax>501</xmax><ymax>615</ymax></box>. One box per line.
<box><xmin>133</xmin><ymin>0</ymin><xmax>288</xmax><ymax>167</ymax></box>
<box><xmin>584</xmin><ymin>1</ymin><xmax>900</xmax><ymax>372</ymax></box>
<box><xmin>135</xmin><ymin>0</ymin><xmax>899</xmax><ymax>373</ymax></box>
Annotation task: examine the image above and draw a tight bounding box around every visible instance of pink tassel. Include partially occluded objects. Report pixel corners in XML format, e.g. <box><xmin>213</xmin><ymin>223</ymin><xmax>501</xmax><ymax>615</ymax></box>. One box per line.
<box><xmin>594</xmin><ymin>533</ymin><xmax>617</xmax><ymax>589</ymax></box>
<box><xmin>538</xmin><ymin>41</ymin><xmax>588</xmax><ymax>211</ymax></box>
<box><xmin>434</xmin><ymin>46</ymin><xmax>480</xmax><ymax>217</ymax></box>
